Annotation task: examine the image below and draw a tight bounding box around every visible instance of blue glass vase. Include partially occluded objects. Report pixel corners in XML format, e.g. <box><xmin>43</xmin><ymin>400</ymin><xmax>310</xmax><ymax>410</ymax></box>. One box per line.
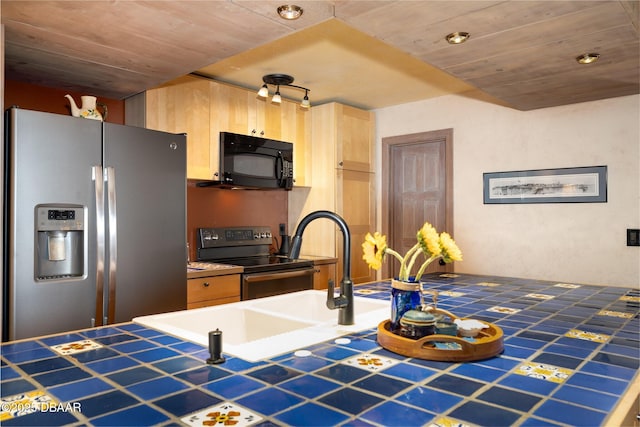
<box><xmin>390</xmin><ymin>279</ymin><xmax>423</xmax><ymax>333</ymax></box>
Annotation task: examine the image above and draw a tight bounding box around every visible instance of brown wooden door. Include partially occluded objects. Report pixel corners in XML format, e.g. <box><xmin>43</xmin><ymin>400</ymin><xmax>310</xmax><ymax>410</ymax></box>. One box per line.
<box><xmin>382</xmin><ymin>129</ymin><xmax>453</xmax><ymax>280</ymax></box>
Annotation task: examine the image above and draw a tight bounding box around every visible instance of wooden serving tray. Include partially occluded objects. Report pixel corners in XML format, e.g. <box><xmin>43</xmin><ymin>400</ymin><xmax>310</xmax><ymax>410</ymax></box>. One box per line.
<box><xmin>377</xmin><ymin>309</ymin><xmax>504</xmax><ymax>362</ymax></box>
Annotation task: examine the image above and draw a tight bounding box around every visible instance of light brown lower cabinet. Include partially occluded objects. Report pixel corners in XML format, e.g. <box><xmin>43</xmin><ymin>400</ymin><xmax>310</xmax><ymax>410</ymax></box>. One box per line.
<box><xmin>187</xmin><ymin>274</ymin><xmax>240</xmax><ymax>309</ymax></box>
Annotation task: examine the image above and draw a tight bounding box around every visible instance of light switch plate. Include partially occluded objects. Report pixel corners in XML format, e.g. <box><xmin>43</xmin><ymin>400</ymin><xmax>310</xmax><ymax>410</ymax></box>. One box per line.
<box><xmin>627</xmin><ymin>229</ymin><xmax>640</xmax><ymax>246</ymax></box>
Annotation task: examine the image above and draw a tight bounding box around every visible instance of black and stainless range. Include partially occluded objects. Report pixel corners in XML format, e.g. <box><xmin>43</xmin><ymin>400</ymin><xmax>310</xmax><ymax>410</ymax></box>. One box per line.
<box><xmin>196</xmin><ymin>226</ymin><xmax>314</xmax><ymax>300</ymax></box>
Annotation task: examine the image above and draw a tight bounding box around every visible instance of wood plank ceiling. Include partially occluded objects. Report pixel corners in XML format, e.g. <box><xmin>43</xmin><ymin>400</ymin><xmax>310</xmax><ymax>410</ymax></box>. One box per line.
<box><xmin>2</xmin><ymin>0</ymin><xmax>638</xmax><ymax>111</ymax></box>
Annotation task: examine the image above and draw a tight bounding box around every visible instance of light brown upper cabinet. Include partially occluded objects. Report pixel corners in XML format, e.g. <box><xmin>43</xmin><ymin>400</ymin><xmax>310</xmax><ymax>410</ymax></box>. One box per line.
<box><xmin>334</xmin><ymin>104</ymin><xmax>375</xmax><ymax>173</ymax></box>
<box><xmin>145</xmin><ymin>76</ymin><xmax>213</xmax><ymax>180</ymax></box>
<box><xmin>137</xmin><ymin>75</ymin><xmax>310</xmax><ymax>185</ymax></box>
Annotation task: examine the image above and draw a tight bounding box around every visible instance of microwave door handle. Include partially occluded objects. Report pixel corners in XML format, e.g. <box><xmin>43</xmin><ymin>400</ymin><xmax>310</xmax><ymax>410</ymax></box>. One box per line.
<box><xmin>275</xmin><ymin>151</ymin><xmax>285</xmax><ymax>186</ymax></box>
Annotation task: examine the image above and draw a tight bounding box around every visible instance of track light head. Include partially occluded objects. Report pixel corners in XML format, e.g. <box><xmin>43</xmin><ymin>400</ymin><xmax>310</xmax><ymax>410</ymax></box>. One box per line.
<box><xmin>257</xmin><ymin>84</ymin><xmax>269</xmax><ymax>98</ymax></box>
<box><xmin>272</xmin><ymin>87</ymin><xmax>282</xmax><ymax>104</ymax></box>
<box><xmin>301</xmin><ymin>91</ymin><xmax>310</xmax><ymax>108</ymax></box>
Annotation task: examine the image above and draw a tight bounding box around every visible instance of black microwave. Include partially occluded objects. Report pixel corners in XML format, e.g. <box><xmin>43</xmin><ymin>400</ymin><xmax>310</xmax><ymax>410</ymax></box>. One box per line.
<box><xmin>197</xmin><ymin>132</ymin><xmax>294</xmax><ymax>190</ymax></box>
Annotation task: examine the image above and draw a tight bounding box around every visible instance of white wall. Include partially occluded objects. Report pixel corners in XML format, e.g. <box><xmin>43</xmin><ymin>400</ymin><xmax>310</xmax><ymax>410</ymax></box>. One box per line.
<box><xmin>375</xmin><ymin>94</ymin><xmax>640</xmax><ymax>287</ymax></box>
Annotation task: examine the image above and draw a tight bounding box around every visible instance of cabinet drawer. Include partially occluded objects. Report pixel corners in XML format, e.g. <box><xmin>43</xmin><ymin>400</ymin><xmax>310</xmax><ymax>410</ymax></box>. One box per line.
<box><xmin>187</xmin><ymin>295</ymin><xmax>240</xmax><ymax>309</ymax></box>
<box><xmin>187</xmin><ymin>274</ymin><xmax>240</xmax><ymax>304</ymax></box>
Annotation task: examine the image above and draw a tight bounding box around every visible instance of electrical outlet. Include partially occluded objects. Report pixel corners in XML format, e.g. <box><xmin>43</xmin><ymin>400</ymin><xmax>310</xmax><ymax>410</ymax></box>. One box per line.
<box><xmin>627</xmin><ymin>229</ymin><xmax>640</xmax><ymax>246</ymax></box>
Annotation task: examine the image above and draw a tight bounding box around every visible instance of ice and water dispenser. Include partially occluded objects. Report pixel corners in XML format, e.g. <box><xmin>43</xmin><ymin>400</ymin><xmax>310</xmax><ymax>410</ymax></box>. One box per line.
<box><xmin>35</xmin><ymin>205</ymin><xmax>85</xmax><ymax>280</ymax></box>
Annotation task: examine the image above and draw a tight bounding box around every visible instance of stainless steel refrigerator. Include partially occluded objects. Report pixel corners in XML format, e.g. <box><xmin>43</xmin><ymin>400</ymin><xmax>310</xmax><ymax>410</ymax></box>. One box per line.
<box><xmin>3</xmin><ymin>107</ymin><xmax>187</xmax><ymax>341</ymax></box>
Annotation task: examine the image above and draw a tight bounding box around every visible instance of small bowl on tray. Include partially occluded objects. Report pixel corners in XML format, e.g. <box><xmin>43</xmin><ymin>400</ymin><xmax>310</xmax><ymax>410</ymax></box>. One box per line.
<box><xmin>454</xmin><ymin>319</ymin><xmax>488</xmax><ymax>338</ymax></box>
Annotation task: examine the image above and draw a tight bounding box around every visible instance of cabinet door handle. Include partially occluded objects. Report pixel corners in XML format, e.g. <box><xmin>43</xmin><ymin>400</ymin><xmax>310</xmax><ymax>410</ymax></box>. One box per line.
<box><xmin>203</xmin><ymin>282</ymin><xmax>210</xmax><ymax>287</ymax></box>
<box><xmin>338</xmin><ymin>161</ymin><xmax>343</xmax><ymax>167</ymax></box>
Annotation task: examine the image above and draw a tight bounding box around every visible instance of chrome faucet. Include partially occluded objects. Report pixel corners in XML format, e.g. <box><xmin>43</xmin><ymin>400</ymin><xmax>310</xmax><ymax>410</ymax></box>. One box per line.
<box><xmin>289</xmin><ymin>210</ymin><xmax>354</xmax><ymax>325</ymax></box>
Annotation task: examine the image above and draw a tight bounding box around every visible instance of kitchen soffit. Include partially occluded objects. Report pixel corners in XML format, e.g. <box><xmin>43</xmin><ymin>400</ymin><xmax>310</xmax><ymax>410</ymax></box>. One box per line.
<box><xmin>2</xmin><ymin>1</ymin><xmax>638</xmax><ymax>111</ymax></box>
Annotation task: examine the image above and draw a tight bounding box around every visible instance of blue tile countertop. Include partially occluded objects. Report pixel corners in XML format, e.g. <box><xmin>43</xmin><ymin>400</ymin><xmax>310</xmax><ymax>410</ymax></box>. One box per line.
<box><xmin>1</xmin><ymin>273</ymin><xmax>638</xmax><ymax>426</ymax></box>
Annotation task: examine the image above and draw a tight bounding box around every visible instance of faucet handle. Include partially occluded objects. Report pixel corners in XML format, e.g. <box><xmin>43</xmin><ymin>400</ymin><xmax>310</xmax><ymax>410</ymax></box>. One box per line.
<box><xmin>326</xmin><ymin>279</ymin><xmax>348</xmax><ymax>309</ymax></box>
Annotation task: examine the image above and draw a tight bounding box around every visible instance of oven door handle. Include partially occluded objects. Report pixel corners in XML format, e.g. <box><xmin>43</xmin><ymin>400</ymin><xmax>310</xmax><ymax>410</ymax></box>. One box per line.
<box><xmin>243</xmin><ymin>267</ymin><xmax>315</xmax><ymax>283</ymax></box>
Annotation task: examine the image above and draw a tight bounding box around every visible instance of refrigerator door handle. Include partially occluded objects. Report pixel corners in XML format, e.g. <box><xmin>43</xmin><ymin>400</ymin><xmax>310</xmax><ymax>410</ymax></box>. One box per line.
<box><xmin>105</xmin><ymin>166</ymin><xmax>118</xmax><ymax>324</ymax></box>
<box><xmin>93</xmin><ymin>165</ymin><xmax>105</xmax><ymax>326</ymax></box>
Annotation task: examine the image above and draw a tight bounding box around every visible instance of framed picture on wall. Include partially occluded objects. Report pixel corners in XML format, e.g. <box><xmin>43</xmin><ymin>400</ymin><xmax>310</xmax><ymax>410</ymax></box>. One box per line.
<box><xmin>483</xmin><ymin>166</ymin><xmax>607</xmax><ymax>204</ymax></box>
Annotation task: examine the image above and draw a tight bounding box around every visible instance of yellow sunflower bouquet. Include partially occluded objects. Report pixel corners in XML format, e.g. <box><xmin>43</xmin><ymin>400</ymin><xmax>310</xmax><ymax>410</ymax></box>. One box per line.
<box><xmin>362</xmin><ymin>222</ymin><xmax>462</xmax><ymax>282</ymax></box>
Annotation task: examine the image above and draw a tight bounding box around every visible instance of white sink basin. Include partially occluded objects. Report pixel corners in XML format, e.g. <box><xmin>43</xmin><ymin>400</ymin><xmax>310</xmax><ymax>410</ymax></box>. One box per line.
<box><xmin>133</xmin><ymin>290</ymin><xmax>388</xmax><ymax>361</ymax></box>
<box><xmin>138</xmin><ymin>306</ymin><xmax>316</xmax><ymax>346</ymax></box>
<box><xmin>249</xmin><ymin>290</ymin><xmax>388</xmax><ymax>323</ymax></box>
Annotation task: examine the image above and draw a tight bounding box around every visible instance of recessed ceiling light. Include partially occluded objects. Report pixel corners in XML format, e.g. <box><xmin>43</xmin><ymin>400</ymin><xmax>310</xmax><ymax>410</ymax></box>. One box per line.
<box><xmin>446</xmin><ymin>32</ymin><xmax>470</xmax><ymax>44</ymax></box>
<box><xmin>576</xmin><ymin>53</ymin><xmax>600</xmax><ymax>64</ymax></box>
<box><xmin>277</xmin><ymin>5</ymin><xmax>303</xmax><ymax>20</ymax></box>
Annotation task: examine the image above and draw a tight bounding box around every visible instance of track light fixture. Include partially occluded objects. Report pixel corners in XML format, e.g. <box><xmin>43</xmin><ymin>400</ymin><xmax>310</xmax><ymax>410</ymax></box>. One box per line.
<box><xmin>257</xmin><ymin>74</ymin><xmax>311</xmax><ymax>108</ymax></box>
